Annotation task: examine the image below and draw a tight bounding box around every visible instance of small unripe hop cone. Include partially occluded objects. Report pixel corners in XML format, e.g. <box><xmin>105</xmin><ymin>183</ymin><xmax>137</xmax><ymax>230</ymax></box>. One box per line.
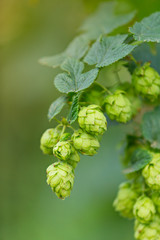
<box><xmin>133</xmin><ymin>195</ymin><xmax>156</xmax><ymax>223</ymax></box>
<box><xmin>113</xmin><ymin>182</ymin><xmax>140</xmax><ymax>219</ymax></box>
<box><xmin>142</xmin><ymin>153</ymin><xmax>160</xmax><ymax>190</ymax></box>
<box><xmin>46</xmin><ymin>162</ymin><xmax>74</xmax><ymax>199</ymax></box>
<box><xmin>40</xmin><ymin>128</ymin><xmax>60</xmax><ymax>155</ymax></box>
<box><xmin>72</xmin><ymin>129</ymin><xmax>100</xmax><ymax>156</ymax></box>
<box><xmin>78</xmin><ymin>105</ymin><xmax>107</xmax><ymax>135</ymax></box>
<box><xmin>134</xmin><ymin>215</ymin><xmax>160</xmax><ymax>240</ymax></box>
<box><xmin>152</xmin><ymin>192</ymin><xmax>160</xmax><ymax>214</ymax></box>
<box><xmin>53</xmin><ymin>141</ymin><xmax>72</xmax><ymax>161</ymax></box>
<box><xmin>104</xmin><ymin>90</ymin><xmax>132</xmax><ymax>123</ymax></box>
<box><xmin>132</xmin><ymin>63</ymin><xmax>160</xmax><ymax>101</ymax></box>
<box><xmin>53</xmin><ymin>141</ymin><xmax>80</xmax><ymax>168</ymax></box>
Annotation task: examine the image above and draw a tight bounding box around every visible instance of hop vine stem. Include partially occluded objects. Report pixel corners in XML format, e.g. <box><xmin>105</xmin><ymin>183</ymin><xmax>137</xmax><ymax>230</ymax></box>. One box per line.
<box><xmin>95</xmin><ymin>82</ymin><xmax>112</xmax><ymax>95</ymax></box>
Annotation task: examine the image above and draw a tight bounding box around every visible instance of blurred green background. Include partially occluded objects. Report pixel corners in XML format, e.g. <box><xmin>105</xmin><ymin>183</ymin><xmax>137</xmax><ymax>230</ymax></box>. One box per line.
<box><xmin>1</xmin><ymin>0</ymin><xmax>160</xmax><ymax>240</ymax></box>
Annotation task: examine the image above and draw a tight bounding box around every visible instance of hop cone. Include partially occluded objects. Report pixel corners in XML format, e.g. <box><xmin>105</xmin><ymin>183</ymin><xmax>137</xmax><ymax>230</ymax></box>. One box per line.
<box><xmin>78</xmin><ymin>105</ymin><xmax>107</xmax><ymax>135</ymax></box>
<box><xmin>152</xmin><ymin>192</ymin><xmax>160</xmax><ymax>214</ymax></box>
<box><xmin>132</xmin><ymin>63</ymin><xmax>160</xmax><ymax>101</ymax></box>
<box><xmin>142</xmin><ymin>153</ymin><xmax>160</xmax><ymax>190</ymax></box>
<box><xmin>82</xmin><ymin>89</ymin><xmax>105</xmax><ymax>106</ymax></box>
<box><xmin>40</xmin><ymin>128</ymin><xmax>60</xmax><ymax>155</ymax></box>
<box><xmin>46</xmin><ymin>162</ymin><xmax>74</xmax><ymax>199</ymax></box>
<box><xmin>135</xmin><ymin>216</ymin><xmax>160</xmax><ymax>240</ymax></box>
<box><xmin>53</xmin><ymin>141</ymin><xmax>72</xmax><ymax>161</ymax></box>
<box><xmin>133</xmin><ymin>195</ymin><xmax>156</xmax><ymax>223</ymax></box>
<box><xmin>67</xmin><ymin>149</ymin><xmax>80</xmax><ymax>169</ymax></box>
<box><xmin>104</xmin><ymin>90</ymin><xmax>132</xmax><ymax>123</ymax></box>
<box><xmin>53</xmin><ymin>141</ymin><xmax>80</xmax><ymax>168</ymax></box>
<box><xmin>113</xmin><ymin>182</ymin><xmax>140</xmax><ymax>219</ymax></box>
<box><xmin>72</xmin><ymin>129</ymin><xmax>100</xmax><ymax>156</ymax></box>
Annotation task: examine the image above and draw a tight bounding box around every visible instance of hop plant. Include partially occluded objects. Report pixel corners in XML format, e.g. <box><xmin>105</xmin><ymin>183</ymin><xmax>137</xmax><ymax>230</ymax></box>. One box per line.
<box><xmin>134</xmin><ymin>216</ymin><xmax>160</xmax><ymax>240</ymax></box>
<box><xmin>39</xmin><ymin>5</ymin><xmax>160</xmax><ymax>240</ymax></box>
<box><xmin>46</xmin><ymin>162</ymin><xmax>74</xmax><ymax>199</ymax></box>
<box><xmin>142</xmin><ymin>153</ymin><xmax>160</xmax><ymax>190</ymax></box>
<box><xmin>72</xmin><ymin>129</ymin><xmax>100</xmax><ymax>156</ymax></box>
<box><xmin>78</xmin><ymin>105</ymin><xmax>107</xmax><ymax>135</ymax></box>
<box><xmin>40</xmin><ymin>128</ymin><xmax>60</xmax><ymax>155</ymax></box>
<box><xmin>132</xmin><ymin>63</ymin><xmax>160</xmax><ymax>101</ymax></box>
<box><xmin>133</xmin><ymin>195</ymin><xmax>156</xmax><ymax>223</ymax></box>
<box><xmin>104</xmin><ymin>90</ymin><xmax>132</xmax><ymax>123</ymax></box>
<box><xmin>113</xmin><ymin>182</ymin><xmax>140</xmax><ymax>219</ymax></box>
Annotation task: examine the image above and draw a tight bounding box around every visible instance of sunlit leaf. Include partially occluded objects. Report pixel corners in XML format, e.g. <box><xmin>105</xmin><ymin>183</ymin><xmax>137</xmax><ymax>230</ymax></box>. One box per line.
<box><xmin>123</xmin><ymin>148</ymin><xmax>152</xmax><ymax>174</ymax></box>
<box><xmin>54</xmin><ymin>58</ymin><xmax>99</xmax><ymax>93</ymax></box>
<box><xmin>48</xmin><ymin>96</ymin><xmax>67</xmax><ymax>121</ymax></box>
<box><xmin>84</xmin><ymin>35</ymin><xmax>136</xmax><ymax>67</ymax></box>
<box><xmin>129</xmin><ymin>12</ymin><xmax>160</xmax><ymax>43</ymax></box>
<box><xmin>39</xmin><ymin>35</ymin><xmax>90</xmax><ymax>68</ymax></box>
<box><xmin>80</xmin><ymin>2</ymin><xmax>136</xmax><ymax>40</ymax></box>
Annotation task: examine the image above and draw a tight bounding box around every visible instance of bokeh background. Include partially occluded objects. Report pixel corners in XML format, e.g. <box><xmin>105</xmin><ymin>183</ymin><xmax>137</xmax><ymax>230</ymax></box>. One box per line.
<box><xmin>1</xmin><ymin>0</ymin><xmax>160</xmax><ymax>240</ymax></box>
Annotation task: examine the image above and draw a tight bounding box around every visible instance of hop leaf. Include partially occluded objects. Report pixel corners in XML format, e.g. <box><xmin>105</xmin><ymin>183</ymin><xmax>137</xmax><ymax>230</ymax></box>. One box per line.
<box><xmin>133</xmin><ymin>195</ymin><xmax>156</xmax><ymax>223</ymax></box>
<box><xmin>46</xmin><ymin>162</ymin><xmax>74</xmax><ymax>199</ymax></box>
<box><xmin>48</xmin><ymin>96</ymin><xmax>67</xmax><ymax>121</ymax></box>
<box><xmin>142</xmin><ymin>107</ymin><xmax>160</xmax><ymax>149</ymax></box>
<box><xmin>84</xmin><ymin>35</ymin><xmax>136</xmax><ymax>68</ymax></box>
<box><xmin>80</xmin><ymin>2</ymin><xmax>136</xmax><ymax>40</ymax></box>
<box><xmin>72</xmin><ymin>129</ymin><xmax>100</xmax><ymax>156</ymax></box>
<box><xmin>104</xmin><ymin>90</ymin><xmax>132</xmax><ymax>123</ymax></box>
<box><xmin>78</xmin><ymin>105</ymin><xmax>107</xmax><ymax>135</ymax></box>
<box><xmin>39</xmin><ymin>35</ymin><xmax>90</xmax><ymax>68</ymax></box>
<box><xmin>54</xmin><ymin>58</ymin><xmax>99</xmax><ymax>93</ymax></box>
<box><xmin>130</xmin><ymin>12</ymin><xmax>160</xmax><ymax>43</ymax></box>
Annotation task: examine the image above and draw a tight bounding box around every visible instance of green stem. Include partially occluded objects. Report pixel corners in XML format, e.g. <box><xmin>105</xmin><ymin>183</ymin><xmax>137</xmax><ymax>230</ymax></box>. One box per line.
<box><xmin>60</xmin><ymin>125</ymin><xmax>66</xmax><ymax>138</ymax></box>
<box><xmin>95</xmin><ymin>82</ymin><xmax>112</xmax><ymax>95</ymax></box>
<box><xmin>129</xmin><ymin>54</ymin><xmax>139</xmax><ymax>65</ymax></box>
<box><xmin>53</xmin><ymin>117</ymin><xmax>62</xmax><ymax>124</ymax></box>
<box><xmin>131</xmin><ymin>40</ymin><xmax>143</xmax><ymax>46</ymax></box>
<box><xmin>67</xmin><ymin>125</ymin><xmax>76</xmax><ymax>132</ymax></box>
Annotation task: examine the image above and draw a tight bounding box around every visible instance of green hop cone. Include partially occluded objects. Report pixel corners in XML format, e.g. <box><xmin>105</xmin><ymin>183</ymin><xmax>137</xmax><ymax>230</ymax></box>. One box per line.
<box><xmin>113</xmin><ymin>182</ymin><xmax>140</xmax><ymax>219</ymax></box>
<box><xmin>78</xmin><ymin>105</ymin><xmax>107</xmax><ymax>135</ymax></box>
<box><xmin>142</xmin><ymin>153</ymin><xmax>160</xmax><ymax>190</ymax></box>
<box><xmin>81</xmin><ymin>88</ymin><xmax>105</xmax><ymax>106</ymax></box>
<box><xmin>128</xmin><ymin>94</ymin><xmax>142</xmax><ymax>117</ymax></box>
<box><xmin>46</xmin><ymin>162</ymin><xmax>74</xmax><ymax>199</ymax></box>
<box><xmin>132</xmin><ymin>62</ymin><xmax>160</xmax><ymax>101</ymax></box>
<box><xmin>67</xmin><ymin>148</ymin><xmax>80</xmax><ymax>169</ymax></box>
<box><xmin>72</xmin><ymin>129</ymin><xmax>100</xmax><ymax>156</ymax></box>
<box><xmin>53</xmin><ymin>141</ymin><xmax>80</xmax><ymax>168</ymax></box>
<box><xmin>152</xmin><ymin>192</ymin><xmax>160</xmax><ymax>214</ymax></box>
<box><xmin>104</xmin><ymin>90</ymin><xmax>132</xmax><ymax>123</ymax></box>
<box><xmin>134</xmin><ymin>216</ymin><xmax>160</xmax><ymax>240</ymax></box>
<box><xmin>40</xmin><ymin>145</ymin><xmax>53</xmax><ymax>155</ymax></box>
<box><xmin>40</xmin><ymin>128</ymin><xmax>60</xmax><ymax>155</ymax></box>
<box><xmin>133</xmin><ymin>195</ymin><xmax>156</xmax><ymax>223</ymax></box>
<box><xmin>53</xmin><ymin>141</ymin><xmax>72</xmax><ymax>161</ymax></box>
